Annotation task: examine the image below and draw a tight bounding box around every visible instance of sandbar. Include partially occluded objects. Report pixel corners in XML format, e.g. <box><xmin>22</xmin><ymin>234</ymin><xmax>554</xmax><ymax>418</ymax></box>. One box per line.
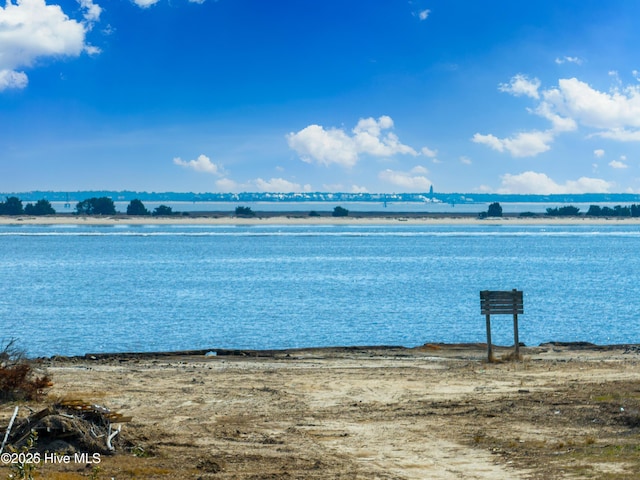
<box><xmin>3</xmin><ymin>214</ymin><xmax>640</xmax><ymax>226</ymax></box>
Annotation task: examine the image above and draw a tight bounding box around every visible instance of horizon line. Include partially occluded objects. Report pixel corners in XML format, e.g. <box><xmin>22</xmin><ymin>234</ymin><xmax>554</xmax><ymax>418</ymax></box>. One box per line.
<box><xmin>3</xmin><ymin>190</ymin><xmax>640</xmax><ymax>197</ymax></box>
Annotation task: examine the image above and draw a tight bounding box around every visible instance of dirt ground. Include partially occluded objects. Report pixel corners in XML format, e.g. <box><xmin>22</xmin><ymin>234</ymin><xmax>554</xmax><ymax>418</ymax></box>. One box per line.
<box><xmin>2</xmin><ymin>343</ymin><xmax>640</xmax><ymax>479</ymax></box>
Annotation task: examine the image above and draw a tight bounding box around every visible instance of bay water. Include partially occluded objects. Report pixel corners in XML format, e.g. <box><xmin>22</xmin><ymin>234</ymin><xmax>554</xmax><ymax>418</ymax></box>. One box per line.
<box><xmin>1</xmin><ymin>223</ymin><xmax>639</xmax><ymax>357</ymax></box>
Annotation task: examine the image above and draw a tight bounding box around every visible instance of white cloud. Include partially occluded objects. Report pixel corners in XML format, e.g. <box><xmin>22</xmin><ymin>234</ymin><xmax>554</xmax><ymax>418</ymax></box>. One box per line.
<box><xmin>320</xmin><ymin>183</ymin><xmax>368</xmax><ymax>193</ymax></box>
<box><xmin>472</xmin><ymin>130</ymin><xmax>554</xmax><ymax>157</ymax></box>
<box><xmin>0</xmin><ymin>69</ymin><xmax>28</xmax><ymax>90</ymax></box>
<box><xmin>352</xmin><ymin>116</ymin><xmax>418</xmax><ymax>156</ymax></box>
<box><xmin>475</xmin><ymin>73</ymin><xmax>640</xmax><ymax>158</ymax></box>
<box><xmin>497</xmin><ymin>171</ymin><xmax>613</xmax><ymax>194</ymax></box>
<box><xmin>133</xmin><ymin>0</ymin><xmax>203</xmax><ymax>6</ymax></box>
<box><xmin>555</xmin><ymin>56</ymin><xmax>583</xmax><ymax>65</ymax></box>
<box><xmin>593</xmin><ymin>128</ymin><xmax>640</xmax><ymax>141</ymax></box>
<box><xmin>173</xmin><ymin>154</ymin><xmax>223</xmax><ymax>175</ymax></box>
<box><xmin>215</xmin><ymin>178</ymin><xmax>239</xmax><ymax>192</ymax></box>
<box><xmin>459</xmin><ymin>156</ymin><xmax>472</xmax><ymax>165</ymax></box>
<box><xmin>132</xmin><ymin>0</ymin><xmax>160</xmax><ymax>7</ymax></box>
<box><xmin>378</xmin><ymin>168</ymin><xmax>432</xmax><ymax>191</ymax></box>
<box><xmin>499</xmin><ymin>74</ymin><xmax>541</xmax><ymax>99</ymax></box>
<box><xmin>609</xmin><ymin>160</ymin><xmax>628</xmax><ymax>169</ymax></box>
<box><xmin>253</xmin><ymin>178</ymin><xmax>311</xmax><ymax>193</ymax></box>
<box><xmin>213</xmin><ymin>176</ymin><xmax>311</xmax><ymax>193</ymax></box>
<box><xmin>418</xmin><ymin>9</ymin><xmax>430</xmax><ymax>20</ymax></box>
<box><xmin>543</xmin><ymin>77</ymin><xmax>640</xmax><ymax>131</ymax></box>
<box><xmin>421</xmin><ymin>146</ymin><xmax>438</xmax><ymax>157</ymax></box>
<box><xmin>286</xmin><ymin>124</ymin><xmax>358</xmax><ymax>167</ymax></box>
<box><xmin>350</xmin><ymin>185</ymin><xmax>369</xmax><ymax>193</ymax></box>
<box><xmin>287</xmin><ymin>116</ymin><xmax>418</xmax><ymax>168</ymax></box>
<box><xmin>0</xmin><ymin>0</ymin><xmax>95</xmax><ymax>91</ymax></box>
<box><xmin>79</xmin><ymin>0</ymin><xmax>101</xmax><ymax>23</ymax></box>
<box><xmin>411</xmin><ymin>165</ymin><xmax>429</xmax><ymax>174</ymax></box>
<box><xmin>533</xmin><ymin>101</ymin><xmax>577</xmax><ymax>132</ymax></box>
<box><xmin>593</xmin><ymin>149</ymin><xmax>605</xmax><ymax>158</ymax></box>
<box><xmin>473</xmin><ymin>133</ymin><xmax>503</xmax><ymax>151</ymax></box>
<box><xmin>84</xmin><ymin>44</ymin><xmax>101</xmax><ymax>56</ymax></box>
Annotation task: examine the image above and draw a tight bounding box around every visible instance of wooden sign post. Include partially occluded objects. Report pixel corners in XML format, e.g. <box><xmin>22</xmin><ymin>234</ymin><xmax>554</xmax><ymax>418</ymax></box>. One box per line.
<box><xmin>480</xmin><ymin>289</ymin><xmax>523</xmax><ymax>362</ymax></box>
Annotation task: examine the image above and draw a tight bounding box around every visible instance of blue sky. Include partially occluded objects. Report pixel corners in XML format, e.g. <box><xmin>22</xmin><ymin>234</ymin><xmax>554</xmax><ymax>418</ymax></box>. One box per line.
<box><xmin>1</xmin><ymin>0</ymin><xmax>640</xmax><ymax>194</ymax></box>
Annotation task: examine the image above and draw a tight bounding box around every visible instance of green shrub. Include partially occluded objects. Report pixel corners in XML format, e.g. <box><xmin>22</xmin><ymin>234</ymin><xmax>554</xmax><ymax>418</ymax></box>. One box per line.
<box><xmin>126</xmin><ymin>199</ymin><xmax>150</xmax><ymax>215</ymax></box>
<box><xmin>235</xmin><ymin>206</ymin><xmax>255</xmax><ymax>217</ymax></box>
<box><xmin>153</xmin><ymin>205</ymin><xmax>174</xmax><ymax>216</ymax></box>
<box><xmin>332</xmin><ymin>206</ymin><xmax>349</xmax><ymax>217</ymax></box>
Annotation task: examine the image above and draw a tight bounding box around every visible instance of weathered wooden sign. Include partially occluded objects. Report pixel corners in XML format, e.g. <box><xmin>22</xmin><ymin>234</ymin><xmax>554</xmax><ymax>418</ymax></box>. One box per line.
<box><xmin>480</xmin><ymin>289</ymin><xmax>523</xmax><ymax>362</ymax></box>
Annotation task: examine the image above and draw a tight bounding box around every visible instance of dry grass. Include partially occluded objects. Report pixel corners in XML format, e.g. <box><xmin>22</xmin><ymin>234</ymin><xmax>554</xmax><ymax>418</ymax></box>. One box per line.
<box><xmin>0</xmin><ymin>339</ymin><xmax>51</xmax><ymax>402</ymax></box>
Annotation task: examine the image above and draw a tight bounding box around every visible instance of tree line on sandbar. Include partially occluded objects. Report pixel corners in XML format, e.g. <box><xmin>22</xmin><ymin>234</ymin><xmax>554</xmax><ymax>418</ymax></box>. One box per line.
<box><xmin>0</xmin><ymin>196</ymin><xmax>176</xmax><ymax>216</ymax></box>
<box><xmin>480</xmin><ymin>202</ymin><xmax>640</xmax><ymax>218</ymax></box>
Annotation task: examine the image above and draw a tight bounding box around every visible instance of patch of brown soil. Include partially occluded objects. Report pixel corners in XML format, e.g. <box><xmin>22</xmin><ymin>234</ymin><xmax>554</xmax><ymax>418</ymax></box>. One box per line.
<box><xmin>1</xmin><ymin>344</ymin><xmax>639</xmax><ymax>479</ymax></box>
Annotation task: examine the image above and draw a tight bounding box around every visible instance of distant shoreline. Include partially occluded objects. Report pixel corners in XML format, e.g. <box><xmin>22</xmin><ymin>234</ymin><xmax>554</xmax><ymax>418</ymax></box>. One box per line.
<box><xmin>3</xmin><ymin>213</ymin><xmax>640</xmax><ymax>225</ymax></box>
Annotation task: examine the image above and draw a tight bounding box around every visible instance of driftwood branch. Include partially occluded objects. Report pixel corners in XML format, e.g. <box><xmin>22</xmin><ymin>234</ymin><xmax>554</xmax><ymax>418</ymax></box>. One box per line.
<box><xmin>106</xmin><ymin>425</ymin><xmax>121</xmax><ymax>451</ymax></box>
<box><xmin>0</xmin><ymin>406</ymin><xmax>19</xmax><ymax>454</ymax></box>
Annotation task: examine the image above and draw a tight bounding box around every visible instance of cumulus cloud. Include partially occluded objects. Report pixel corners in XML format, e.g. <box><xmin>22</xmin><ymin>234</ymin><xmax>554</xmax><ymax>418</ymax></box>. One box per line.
<box><xmin>472</xmin><ymin>131</ymin><xmax>554</xmax><ymax>157</ymax></box>
<box><xmin>593</xmin><ymin>149</ymin><xmax>605</xmax><ymax>158</ymax></box>
<box><xmin>253</xmin><ymin>178</ymin><xmax>311</xmax><ymax>193</ymax></box>
<box><xmin>555</xmin><ymin>56</ymin><xmax>583</xmax><ymax>65</ymax></box>
<box><xmin>418</xmin><ymin>9</ymin><xmax>430</xmax><ymax>20</ymax></box>
<box><xmin>421</xmin><ymin>146</ymin><xmax>437</xmax><ymax>157</ymax></box>
<box><xmin>350</xmin><ymin>184</ymin><xmax>369</xmax><ymax>193</ymax></box>
<box><xmin>79</xmin><ymin>0</ymin><xmax>102</xmax><ymax>23</ymax></box>
<box><xmin>0</xmin><ymin>0</ymin><xmax>98</xmax><ymax>91</ymax></box>
<box><xmin>498</xmin><ymin>171</ymin><xmax>613</xmax><ymax>194</ymax></box>
<box><xmin>132</xmin><ymin>0</ymin><xmax>160</xmax><ymax>7</ymax></box>
<box><xmin>286</xmin><ymin>125</ymin><xmax>358</xmax><ymax>168</ymax></box>
<box><xmin>498</xmin><ymin>74</ymin><xmax>541</xmax><ymax>99</ymax></box>
<box><xmin>287</xmin><ymin>116</ymin><xmax>419</xmax><ymax>168</ymax></box>
<box><xmin>173</xmin><ymin>154</ymin><xmax>223</xmax><ymax>175</ymax></box>
<box><xmin>0</xmin><ymin>69</ymin><xmax>28</xmax><ymax>90</ymax></box>
<box><xmin>609</xmin><ymin>160</ymin><xmax>628</xmax><ymax>169</ymax></box>
<box><xmin>475</xmin><ymin>73</ymin><xmax>640</xmax><ymax>158</ymax></box>
<box><xmin>593</xmin><ymin>128</ymin><xmax>640</xmax><ymax>141</ymax></box>
<box><xmin>543</xmin><ymin>77</ymin><xmax>640</xmax><ymax>131</ymax></box>
<box><xmin>133</xmin><ymin>0</ymin><xmax>203</xmax><ymax>6</ymax></box>
<box><xmin>533</xmin><ymin>101</ymin><xmax>577</xmax><ymax>132</ymax></box>
<box><xmin>199</xmin><ymin>175</ymin><xmax>312</xmax><ymax>193</ymax></box>
<box><xmin>378</xmin><ymin>167</ymin><xmax>432</xmax><ymax>191</ymax></box>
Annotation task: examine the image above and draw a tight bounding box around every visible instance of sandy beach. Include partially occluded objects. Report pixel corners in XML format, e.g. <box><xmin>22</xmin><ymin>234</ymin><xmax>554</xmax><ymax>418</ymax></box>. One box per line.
<box><xmin>3</xmin><ymin>214</ymin><xmax>640</xmax><ymax>226</ymax></box>
<box><xmin>1</xmin><ymin>344</ymin><xmax>639</xmax><ymax>479</ymax></box>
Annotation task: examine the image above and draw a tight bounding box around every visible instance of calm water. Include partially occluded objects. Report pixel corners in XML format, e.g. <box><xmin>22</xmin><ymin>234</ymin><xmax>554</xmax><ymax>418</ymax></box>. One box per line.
<box><xmin>1</xmin><ymin>223</ymin><xmax>639</xmax><ymax>357</ymax></box>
